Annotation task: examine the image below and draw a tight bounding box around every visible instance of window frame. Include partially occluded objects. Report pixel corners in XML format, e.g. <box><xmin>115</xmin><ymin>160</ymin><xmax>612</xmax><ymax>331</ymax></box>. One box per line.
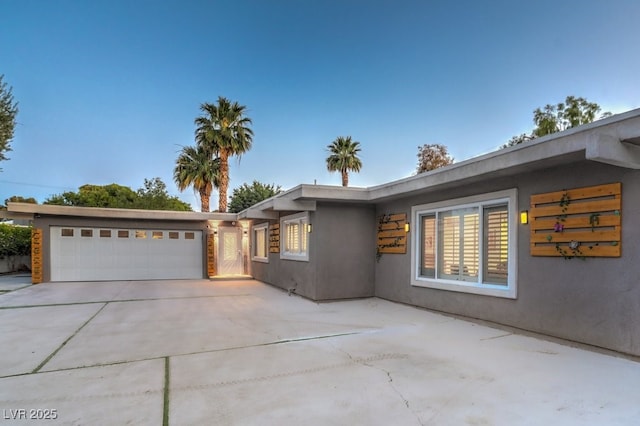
<box><xmin>280</xmin><ymin>212</ymin><xmax>309</xmax><ymax>262</ymax></box>
<box><xmin>252</xmin><ymin>222</ymin><xmax>269</xmax><ymax>263</ymax></box>
<box><xmin>410</xmin><ymin>189</ymin><xmax>518</xmax><ymax>299</ymax></box>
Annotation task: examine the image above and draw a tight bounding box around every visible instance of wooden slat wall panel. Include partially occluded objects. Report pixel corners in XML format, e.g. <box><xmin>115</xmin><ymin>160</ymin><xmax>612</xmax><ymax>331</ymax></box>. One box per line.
<box><xmin>531</xmin><ymin>244</ymin><xmax>619</xmax><ymax>257</ymax></box>
<box><xmin>269</xmin><ymin>223</ymin><xmax>280</xmax><ymax>253</ymax></box>
<box><xmin>530</xmin><ymin>198</ymin><xmax>620</xmax><ymax>218</ymax></box>
<box><xmin>530</xmin><ymin>183</ymin><xmax>621</xmax><ymax>257</ymax></box>
<box><xmin>377</xmin><ymin>213</ymin><xmax>407</xmax><ymax>254</ymax></box>
<box><xmin>31</xmin><ymin>228</ymin><xmax>43</xmax><ymax>284</ymax></box>
<box><xmin>530</xmin><ymin>182</ymin><xmax>620</xmax><ymax>204</ymax></box>
<box><xmin>207</xmin><ymin>233</ymin><xmax>216</xmax><ymax>276</ymax></box>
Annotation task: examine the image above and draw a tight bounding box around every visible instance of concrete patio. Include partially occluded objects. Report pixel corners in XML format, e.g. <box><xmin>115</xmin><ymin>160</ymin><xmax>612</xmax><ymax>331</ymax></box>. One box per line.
<box><xmin>0</xmin><ymin>278</ymin><xmax>638</xmax><ymax>425</ymax></box>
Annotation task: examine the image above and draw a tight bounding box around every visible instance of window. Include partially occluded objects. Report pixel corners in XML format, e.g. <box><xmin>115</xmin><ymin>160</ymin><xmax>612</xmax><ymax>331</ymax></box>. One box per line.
<box><xmin>280</xmin><ymin>212</ymin><xmax>309</xmax><ymax>261</ymax></box>
<box><xmin>61</xmin><ymin>228</ymin><xmax>74</xmax><ymax>237</ymax></box>
<box><xmin>411</xmin><ymin>189</ymin><xmax>517</xmax><ymax>298</ymax></box>
<box><xmin>81</xmin><ymin>229</ymin><xmax>93</xmax><ymax>237</ymax></box>
<box><xmin>184</xmin><ymin>232</ymin><xmax>195</xmax><ymax>240</ymax></box>
<box><xmin>135</xmin><ymin>230</ymin><xmax>147</xmax><ymax>239</ymax></box>
<box><xmin>152</xmin><ymin>231</ymin><xmax>163</xmax><ymax>239</ymax></box>
<box><xmin>169</xmin><ymin>232</ymin><xmax>179</xmax><ymax>240</ymax></box>
<box><xmin>100</xmin><ymin>230</ymin><xmax>111</xmax><ymax>238</ymax></box>
<box><xmin>118</xmin><ymin>230</ymin><xmax>129</xmax><ymax>238</ymax></box>
<box><xmin>252</xmin><ymin>223</ymin><xmax>269</xmax><ymax>263</ymax></box>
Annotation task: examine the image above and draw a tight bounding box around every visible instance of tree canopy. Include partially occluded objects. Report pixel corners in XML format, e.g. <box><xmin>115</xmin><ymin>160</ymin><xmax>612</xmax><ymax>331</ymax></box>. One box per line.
<box><xmin>228</xmin><ymin>181</ymin><xmax>283</xmax><ymax>213</ymax></box>
<box><xmin>0</xmin><ymin>75</ymin><xmax>19</xmax><ymax>168</ymax></box>
<box><xmin>44</xmin><ymin>178</ymin><xmax>191</xmax><ymax>211</ymax></box>
<box><xmin>326</xmin><ymin>136</ymin><xmax>363</xmax><ymax>187</ymax></box>
<box><xmin>416</xmin><ymin>144</ymin><xmax>454</xmax><ymax>173</ymax></box>
<box><xmin>136</xmin><ymin>177</ymin><xmax>192</xmax><ymax>211</ymax></box>
<box><xmin>503</xmin><ymin>96</ymin><xmax>611</xmax><ymax>148</ymax></box>
<box><xmin>4</xmin><ymin>196</ymin><xmax>37</xmax><ymax>206</ymax></box>
<box><xmin>193</xmin><ymin>96</ymin><xmax>253</xmax><ymax>212</ymax></box>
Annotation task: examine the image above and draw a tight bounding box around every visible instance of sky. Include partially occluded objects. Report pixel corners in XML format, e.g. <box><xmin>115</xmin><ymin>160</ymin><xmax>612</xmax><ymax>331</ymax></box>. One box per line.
<box><xmin>1</xmin><ymin>0</ymin><xmax>639</xmax><ymax>211</ymax></box>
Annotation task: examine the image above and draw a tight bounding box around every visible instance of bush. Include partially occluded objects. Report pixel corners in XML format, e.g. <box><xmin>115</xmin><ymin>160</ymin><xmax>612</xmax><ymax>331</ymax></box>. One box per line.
<box><xmin>0</xmin><ymin>224</ymin><xmax>32</xmax><ymax>256</ymax></box>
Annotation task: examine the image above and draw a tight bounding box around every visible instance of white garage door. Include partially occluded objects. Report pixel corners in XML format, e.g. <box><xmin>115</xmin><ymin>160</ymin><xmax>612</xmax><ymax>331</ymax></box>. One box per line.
<box><xmin>50</xmin><ymin>227</ymin><xmax>203</xmax><ymax>281</ymax></box>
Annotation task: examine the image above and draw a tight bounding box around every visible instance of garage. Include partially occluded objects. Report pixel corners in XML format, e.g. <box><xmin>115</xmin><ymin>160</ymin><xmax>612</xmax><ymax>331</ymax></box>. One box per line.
<box><xmin>50</xmin><ymin>226</ymin><xmax>203</xmax><ymax>281</ymax></box>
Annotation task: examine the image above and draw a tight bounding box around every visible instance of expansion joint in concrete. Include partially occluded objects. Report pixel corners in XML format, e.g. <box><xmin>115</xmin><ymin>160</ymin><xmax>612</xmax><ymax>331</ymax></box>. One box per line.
<box><xmin>31</xmin><ymin>302</ymin><xmax>108</xmax><ymax>373</ymax></box>
<box><xmin>163</xmin><ymin>357</ymin><xmax>170</xmax><ymax>426</ymax></box>
<box><xmin>0</xmin><ymin>294</ymin><xmax>252</xmax><ymax>310</ymax></box>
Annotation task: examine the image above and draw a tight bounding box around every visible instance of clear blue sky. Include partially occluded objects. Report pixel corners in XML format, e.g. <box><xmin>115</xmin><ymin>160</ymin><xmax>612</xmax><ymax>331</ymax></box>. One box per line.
<box><xmin>1</xmin><ymin>0</ymin><xmax>639</xmax><ymax>210</ymax></box>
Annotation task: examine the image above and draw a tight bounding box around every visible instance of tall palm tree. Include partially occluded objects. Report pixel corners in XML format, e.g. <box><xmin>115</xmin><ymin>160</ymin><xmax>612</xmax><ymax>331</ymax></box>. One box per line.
<box><xmin>326</xmin><ymin>136</ymin><xmax>362</xmax><ymax>187</ymax></box>
<box><xmin>173</xmin><ymin>144</ymin><xmax>220</xmax><ymax>212</ymax></box>
<box><xmin>194</xmin><ymin>96</ymin><xmax>253</xmax><ymax>212</ymax></box>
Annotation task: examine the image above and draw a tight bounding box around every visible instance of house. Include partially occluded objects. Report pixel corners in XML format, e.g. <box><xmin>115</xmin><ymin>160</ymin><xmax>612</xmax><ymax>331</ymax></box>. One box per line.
<box><xmin>6</xmin><ymin>107</ymin><xmax>640</xmax><ymax>357</ymax></box>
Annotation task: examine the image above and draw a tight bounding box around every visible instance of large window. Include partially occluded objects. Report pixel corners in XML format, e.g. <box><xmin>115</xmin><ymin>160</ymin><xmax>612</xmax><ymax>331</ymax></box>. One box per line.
<box><xmin>252</xmin><ymin>223</ymin><xmax>269</xmax><ymax>263</ymax></box>
<box><xmin>411</xmin><ymin>189</ymin><xmax>517</xmax><ymax>298</ymax></box>
<box><xmin>280</xmin><ymin>212</ymin><xmax>309</xmax><ymax>261</ymax></box>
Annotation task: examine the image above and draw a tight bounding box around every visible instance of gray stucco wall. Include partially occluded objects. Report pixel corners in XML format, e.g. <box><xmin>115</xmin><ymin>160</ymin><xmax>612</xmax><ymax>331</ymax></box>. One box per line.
<box><xmin>374</xmin><ymin>160</ymin><xmax>640</xmax><ymax>356</ymax></box>
<box><xmin>251</xmin><ymin>203</ymin><xmax>376</xmax><ymax>301</ymax></box>
<box><xmin>314</xmin><ymin>203</ymin><xmax>376</xmax><ymax>300</ymax></box>
<box><xmin>33</xmin><ymin>215</ymin><xmax>210</xmax><ymax>282</ymax></box>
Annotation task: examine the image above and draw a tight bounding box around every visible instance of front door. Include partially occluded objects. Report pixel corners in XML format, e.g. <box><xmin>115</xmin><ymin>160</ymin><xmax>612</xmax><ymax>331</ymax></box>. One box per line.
<box><xmin>218</xmin><ymin>227</ymin><xmax>243</xmax><ymax>276</ymax></box>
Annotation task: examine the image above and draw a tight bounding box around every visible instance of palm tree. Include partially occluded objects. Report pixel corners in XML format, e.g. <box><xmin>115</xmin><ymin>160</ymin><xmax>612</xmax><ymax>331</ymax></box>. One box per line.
<box><xmin>194</xmin><ymin>96</ymin><xmax>253</xmax><ymax>212</ymax></box>
<box><xmin>173</xmin><ymin>144</ymin><xmax>220</xmax><ymax>212</ymax></box>
<box><xmin>326</xmin><ymin>136</ymin><xmax>362</xmax><ymax>187</ymax></box>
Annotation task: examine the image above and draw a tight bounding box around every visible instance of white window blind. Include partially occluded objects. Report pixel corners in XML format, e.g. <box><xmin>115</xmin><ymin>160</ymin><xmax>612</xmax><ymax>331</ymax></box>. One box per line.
<box><xmin>437</xmin><ymin>208</ymin><xmax>478</xmax><ymax>282</ymax></box>
<box><xmin>281</xmin><ymin>213</ymin><xmax>309</xmax><ymax>261</ymax></box>
<box><xmin>483</xmin><ymin>205</ymin><xmax>509</xmax><ymax>285</ymax></box>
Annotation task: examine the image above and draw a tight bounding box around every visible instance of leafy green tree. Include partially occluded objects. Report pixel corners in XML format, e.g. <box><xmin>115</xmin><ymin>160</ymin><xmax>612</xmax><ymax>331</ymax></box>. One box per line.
<box><xmin>416</xmin><ymin>144</ymin><xmax>454</xmax><ymax>173</ymax></box>
<box><xmin>174</xmin><ymin>144</ymin><xmax>220</xmax><ymax>212</ymax></box>
<box><xmin>504</xmin><ymin>96</ymin><xmax>611</xmax><ymax>148</ymax></box>
<box><xmin>135</xmin><ymin>177</ymin><xmax>192</xmax><ymax>211</ymax></box>
<box><xmin>4</xmin><ymin>196</ymin><xmax>37</xmax><ymax>205</ymax></box>
<box><xmin>194</xmin><ymin>96</ymin><xmax>253</xmax><ymax>212</ymax></box>
<box><xmin>0</xmin><ymin>75</ymin><xmax>19</xmax><ymax>168</ymax></box>
<box><xmin>0</xmin><ymin>223</ymin><xmax>31</xmax><ymax>256</ymax></box>
<box><xmin>326</xmin><ymin>136</ymin><xmax>363</xmax><ymax>187</ymax></box>
<box><xmin>45</xmin><ymin>184</ymin><xmax>138</xmax><ymax>207</ymax></box>
<box><xmin>44</xmin><ymin>179</ymin><xmax>191</xmax><ymax>211</ymax></box>
<box><xmin>502</xmin><ymin>133</ymin><xmax>533</xmax><ymax>148</ymax></box>
<box><xmin>228</xmin><ymin>181</ymin><xmax>282</xmax><ymax>213</ymax></box>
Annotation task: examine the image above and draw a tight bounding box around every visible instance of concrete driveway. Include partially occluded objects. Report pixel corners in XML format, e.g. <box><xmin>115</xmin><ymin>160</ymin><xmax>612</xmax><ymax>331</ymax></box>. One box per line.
<box><xmin>0</xmin><ymin>279</ymin><xmax>638</xmax><ymax>425</ymax></box>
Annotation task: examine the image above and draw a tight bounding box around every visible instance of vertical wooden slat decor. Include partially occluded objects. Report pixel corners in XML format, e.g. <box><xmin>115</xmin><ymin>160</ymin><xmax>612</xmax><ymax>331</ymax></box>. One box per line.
<box><xmin>269</xmin><ymin>223</ymin><xmax>280</xmax><ymax>253</ymax></box>
<box><xmin>31</xmin><ymin>228</ymin><xmax>43</xmax><ymax>284</ymax></box>
<box><xmin>530</xmin><ymin>182</ymin><xmax>621</xmax><ymax>257</ymax></box>
<box><xmin>377</xmin><ymin>213</ymin><xmax>407</xmax><ymax>254</ymax></box>
<box><xmin>206</xmin><ymin>233</ymin><xmax>216</xmax><ymax>277</ymax></box>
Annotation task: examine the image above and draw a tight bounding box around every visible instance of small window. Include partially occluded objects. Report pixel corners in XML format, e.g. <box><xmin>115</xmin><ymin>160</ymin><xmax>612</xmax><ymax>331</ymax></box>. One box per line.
<box><xmin>61</xmin><ymin>228</ymin><xmax>74</xmax><ymax>237</ymax></box>
<box><xmin>185</xmin><ymin>232</ymin><xmax>195</xmax><ymax>240</ymax></box>
<box><xmin>81</xmin><ymin>229</ymin><xmax>93</xmax><ymax>237</ymax></box>
<box><xmin>135</xmin><ymin>230</ymin><xmax>147</xmax><ymax>239</ymax></box>
<box><xmin>100</xmin><ymin>230</ymin><xmax>111</xmax><ymax>238</ymax></box>
<box><xmin>169</xmin><ymin>232</ymin><xmax>179</xmax><ymax>239</ymax></box>
<box><xmin>152</xmin><ymin>231</ymin><xmax>163</xmax><ymax>239</ymax></box>
<box><xmin>280</xmin><ymin>213</ymin><xmax>309</xmax><ymax>261</ymax></box>
<box><xmin>252</xmin><ymin>223</ymin><xmax>269</xmax><ymax>263</ymax></box>
<box><xmin>118</xmin><ymin>230</ymin><xmax>129</xmax><ymax>238</ymax></box>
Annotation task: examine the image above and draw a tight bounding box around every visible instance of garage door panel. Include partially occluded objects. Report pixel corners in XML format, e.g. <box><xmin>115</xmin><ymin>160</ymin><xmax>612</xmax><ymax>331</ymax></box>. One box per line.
<box><xmin>51</xmin><ymin>227</ymin><xmax>203</xmax><ymax>282</ymax></box>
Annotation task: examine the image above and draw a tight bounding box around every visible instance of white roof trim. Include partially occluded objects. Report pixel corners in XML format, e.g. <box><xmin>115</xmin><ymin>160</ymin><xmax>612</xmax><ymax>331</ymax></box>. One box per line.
<box><xmin>7</xmin><ymin>203</ymin><xmax>237</xmax><ymax>222</ymax></box>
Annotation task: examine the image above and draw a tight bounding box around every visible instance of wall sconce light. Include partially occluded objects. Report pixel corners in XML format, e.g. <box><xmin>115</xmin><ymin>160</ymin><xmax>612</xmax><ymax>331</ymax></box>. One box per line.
<box><xmin>213</xmin><ymin>228</ymin><xmax>218</xmax><ymax>235</ymax></box>
<box><xmin>520</xmin><ymin>210</ymin><xmax>528</xmax><ymax>225</ymax></box>
<box><xmin>307</xmin><ymin>224</ymin><xmax>313</xmax><ymax>233</ymax></box>
<box><xmin>404</xmin><ymin>223</ymin><xmax>410</xmax><ymax>232</ymax></box>
<box><xmin>243</xmin><ymin>229</ymin><xmax>248</xmax><ymax>235</ymax></box>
